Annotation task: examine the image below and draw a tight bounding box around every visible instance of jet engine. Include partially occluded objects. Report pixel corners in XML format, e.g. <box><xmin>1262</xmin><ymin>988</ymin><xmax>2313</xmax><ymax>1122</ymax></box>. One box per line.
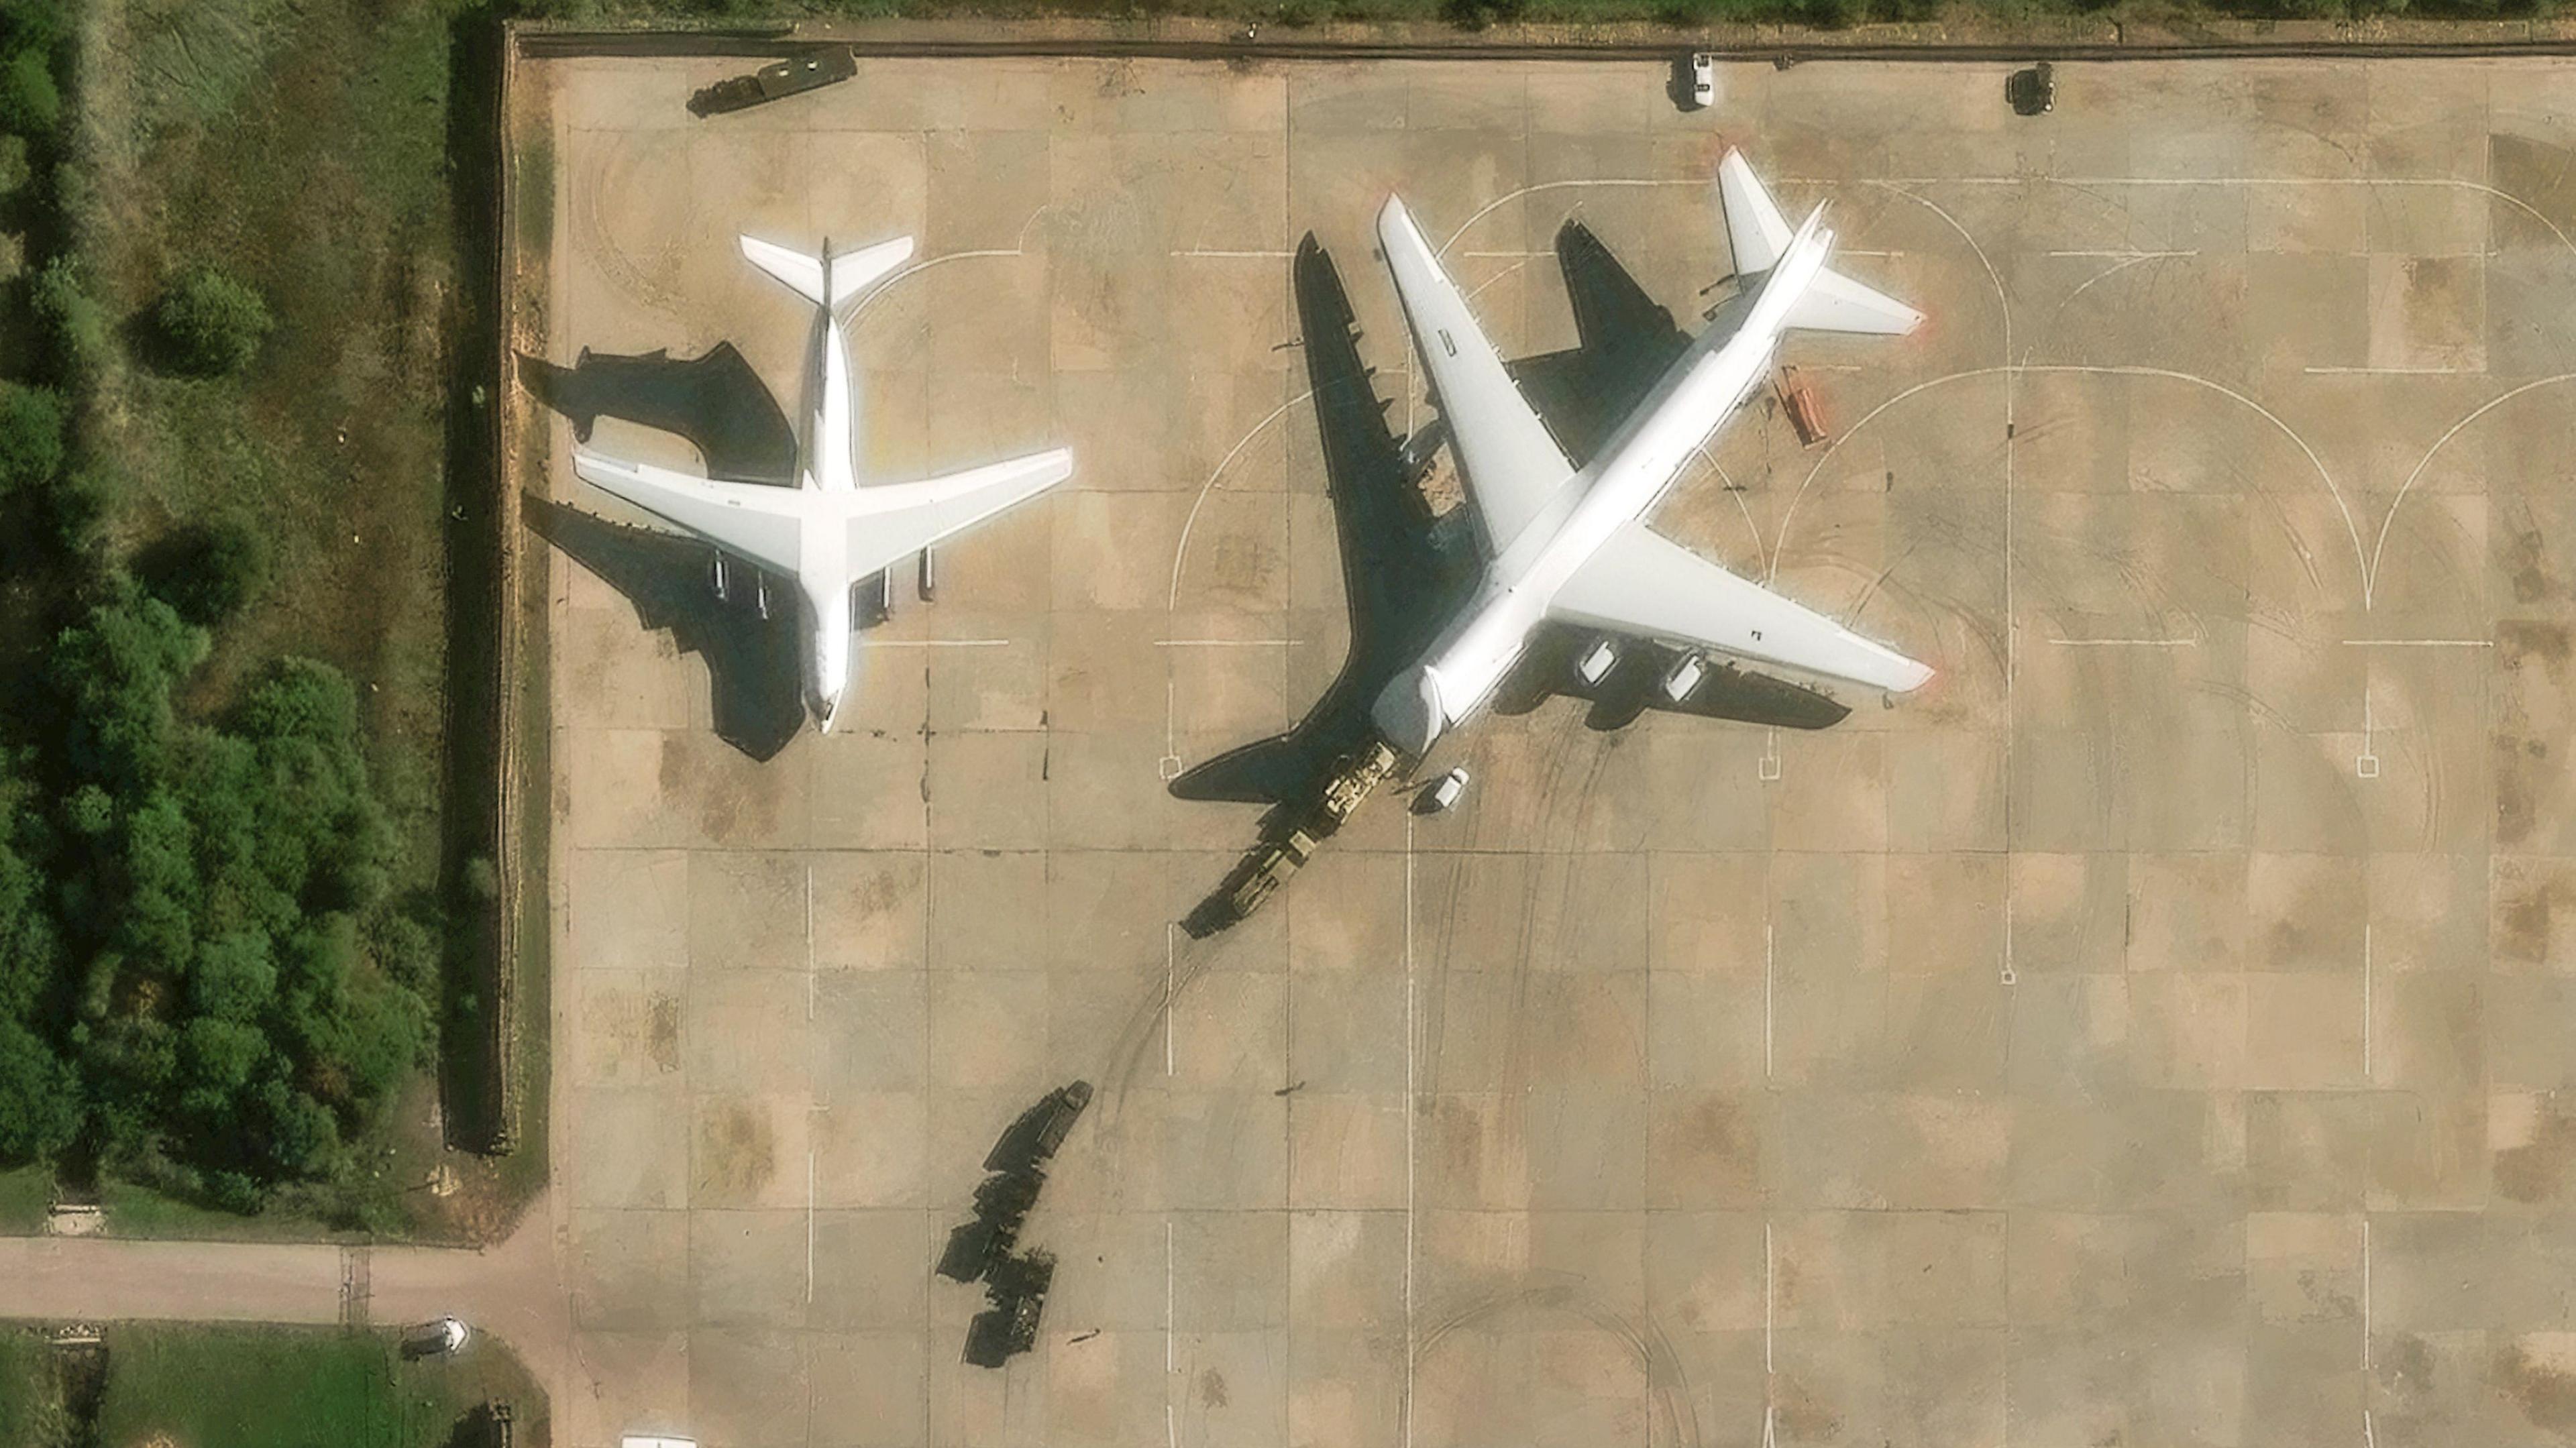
<box><xmin>1661</xmin><ymin>653</ymin><xmax>1705</xmax><ymax>703</ymax></box>
<box><xmin>1575</xmin><ymin>638</ymin><xmax>1619</xmax><ymax>687</ymax></box>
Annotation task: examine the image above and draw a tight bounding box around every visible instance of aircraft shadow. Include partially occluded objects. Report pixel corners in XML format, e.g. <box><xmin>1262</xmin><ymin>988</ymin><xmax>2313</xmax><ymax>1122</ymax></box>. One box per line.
<box><xmin>1170</xmin><ymin>223</ymin><xmax>1845</xmax><ymax>810</ymax></box>
<box><xmin>1167</xmin><ymin>235</ymin><xmax>1478</xmax><ymax>807</ymax></box>
<box><xmin>516</xmin><ymin>345</ymin><xmax>806</xmax><ymax>761</ymax></box>
<box><xmin>518</xmin><ymin>343</ymin><xmax>798</xmax><ymax>483</ymax></box>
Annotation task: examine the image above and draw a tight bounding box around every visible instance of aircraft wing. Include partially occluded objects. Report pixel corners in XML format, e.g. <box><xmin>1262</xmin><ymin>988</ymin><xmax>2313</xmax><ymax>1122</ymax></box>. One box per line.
<box><xmin>1377</xmin><ymin>198</ymin><xmax>1579</xmax><ymax>556</ymax></box>
<box><xmin>572</xmin><ymin>450</ymin><xmax>809</xmax><ymax>577</ymax></box>
<box><xmin>1548</xmin><ymin>523</ymin><xmax>1933</xmax><ymax>693</ymax></box>
<box><xmin>841</xmin><ymin>449</ymin><xmax>1073</xmax><ymax>577</ymax></box>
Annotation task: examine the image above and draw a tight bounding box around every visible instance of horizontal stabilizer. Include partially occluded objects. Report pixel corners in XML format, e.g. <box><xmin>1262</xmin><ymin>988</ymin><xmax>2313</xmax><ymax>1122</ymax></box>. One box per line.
<box><xmin>1786</xmin><ymin>264</ymin><xmax>1924</xmax><ymax>336</ymax></box>
<box><xmin>1719</xmin><ymin>150</ymin><xmax>1923</xmax><ymax>336</ymax></box>
<box><xmin>739</xmin><ymin>233</ymin><xmax>916</xmax><ymax>309</ymax></box>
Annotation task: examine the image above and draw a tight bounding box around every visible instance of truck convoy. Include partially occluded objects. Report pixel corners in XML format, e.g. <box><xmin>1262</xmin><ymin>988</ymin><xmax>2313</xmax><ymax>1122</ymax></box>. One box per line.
<box><xmin>1183</xmin><ymin>740</ymin><xmax>1402</xmax><ymax>938</ymax></box>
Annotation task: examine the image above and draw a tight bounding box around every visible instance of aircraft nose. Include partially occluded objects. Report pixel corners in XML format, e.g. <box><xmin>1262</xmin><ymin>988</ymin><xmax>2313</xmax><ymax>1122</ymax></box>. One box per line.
<box><xmin>1371</xmin><ymin>667</ymin><xmax>1446</xmax><ymax>759</ymax></box>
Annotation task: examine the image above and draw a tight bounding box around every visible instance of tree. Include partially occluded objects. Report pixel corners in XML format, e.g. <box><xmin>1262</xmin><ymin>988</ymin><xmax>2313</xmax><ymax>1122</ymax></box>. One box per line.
<box><xmin>0</xmin><ymin>380</ymin><xmax>64</xmax><ymax>494</ymax></box>
<box><xmin>137</xmin><ymin>518</ymin><xmax>269</xmax><ymax>626</ymax></box>
<box><xmin>0</xmin><ymin>1020</ymin><xmax>78</xmax><ymax>1160</ymax></box>
<box><xmin>0</xmin><ymin>133</ymin><xmax>26</xmax><ymax>195</ymax></box>
<box><xmin>154</xmin><ymin>264</ymin><xmax>274</xmax><ymax>377</ymax></box>
<box><xmin>0</xmin><ymin>45</ymin><xmax>56</xmax><ymax>136</ymax></box>
<box><xmin>50</xmin><ymin>591</ymin><xmax>206</xmax><ymax>791</ymax></box>
<box><xmin>1</xmin><ymin>0</ymin><xmax>74</xmax><ymax>50</ymax></box>
<box><xmin>31</xmin><ymin>256</ymin><xmax>107</xmax><ymax>375</ymax></box>
<box><xmin>188</xmin><ymin>932</ymin><xmax>276</xmax><ymax>1023</ymax></box>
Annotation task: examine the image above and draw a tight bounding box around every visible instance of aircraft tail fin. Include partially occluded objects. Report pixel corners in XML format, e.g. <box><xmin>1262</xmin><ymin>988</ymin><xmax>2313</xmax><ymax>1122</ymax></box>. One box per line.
<box><xmin>739</xmin><ymin>233</ymin><xmax>916</xmax><ymax>309</ymax></box>
<box><xmin>1717</xmin><ymin>150</ymin><xmax>1922</xmax><ymax>336</ymax></box>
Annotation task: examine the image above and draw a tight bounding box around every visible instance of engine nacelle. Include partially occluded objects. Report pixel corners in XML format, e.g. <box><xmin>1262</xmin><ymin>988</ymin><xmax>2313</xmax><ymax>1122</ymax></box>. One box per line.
<box><xmin>1575</xmin><ymin>638</ymin><xmax>1619</xmax><ymax>687</ymax></box>
<box><xmin>1661</xmin><ymin>652</ymin><xmax>1706</xmax><ymax>703</ymax></box>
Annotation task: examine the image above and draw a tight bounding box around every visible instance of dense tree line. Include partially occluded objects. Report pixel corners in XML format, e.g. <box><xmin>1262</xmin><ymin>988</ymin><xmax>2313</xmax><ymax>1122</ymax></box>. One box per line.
<box><xmin>0</xmin><ymin>0</ymin><xmax>433</xmax><ymax>1214</ymax></box>
<box><xmin>0</xmin><ymin>599</ymin><xmax>433</xmax><ymax>1207</ymax></box>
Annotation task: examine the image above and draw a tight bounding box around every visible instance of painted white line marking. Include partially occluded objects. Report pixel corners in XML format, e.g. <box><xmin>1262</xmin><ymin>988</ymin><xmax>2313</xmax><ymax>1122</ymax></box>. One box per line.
<box><xmin>2047</xmin><ymin>636</ymin><xmax>2201</xmax><ymax>647</ymax></box>
<box><xmin>1165</xmin><ymin>1218</ymin><xmax>1178</xmax><ymax>1448</ymax></box>
<box><xmin>1155</xmin><ymin>638</ymin><xmax>1302</xmax><ymax>647</ymax></box>
<box><xmin>2363</xmin><ymin>924</ymin><xmax>2373</xmax><ymax>1082</ymax></box>
<box><xmin>1464</xmin><ymin>258</ymin><xmax>1532</xmax><ymax>304</ymax></box>
<box><xmin>1433</xmin><ymin>177</ymin><xmax>1709</xmax><ymax>256</ymax></box>
<box><xmin>847</xmin><ymin>205</ymin><xmax>1055</xmax><ymax>325</ymax></box>
<box><xmin>1175</xmin><ymin>248</ymin><xmax>1294</xmax><ymax>258</ymax></box>
<box><xmin>1764</xmin><ymin>924</ymin><xmax>1776</xmax><ymax>1082</ymax></box>
<box><xmin>863</xmin><ymin>638</ymin><xmax>1012</xmax><ymax>649</ymax></box>
<box><xmin>2375</xmin><ymin>374</ymin><xmax>2576</xmax><ymax>604</ymax></box>
<box><xmin>1164</xmin><ymin>924</ymin><xmax>1177</xmax><ymax>1079</ymax></box>
<box><xmin>2306</xmin><ymin>366</ymin><xmax>2467</xmax><ymax>376</ymax></box>
<box><xmin>2362</xmin><ymin>1215</ymin><xmax>2373</xmax><ymax>1369</ymax></box>
<box><xmin>1763</xmin><ymin>1220</ymin><xmax>1774</xmax><ymax>1373</ymax></box>
<box><xmin>2343</xmin><ymin>638</ymin><xmax>2492</xmax><ymax>648</ymax></box>
<box><xmin>1403</xmin><ymin>807</ymin><xmax>1418</xmax><ymax>1448</ymax></box>
<box><xmin>2359</xmin><ymin>689</ymin><xmax>2380</xmax><ymax>779</ymax></box>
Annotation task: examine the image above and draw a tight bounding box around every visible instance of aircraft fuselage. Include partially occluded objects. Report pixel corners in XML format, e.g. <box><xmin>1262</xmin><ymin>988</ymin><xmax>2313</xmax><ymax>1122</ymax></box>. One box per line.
<box><xmin>1377</xmin><ymin>231</ymin><xmax>1829</xmax><ymax>757</ymax></box>
<box><xmin>791</xmin><ymin>282</ymin><xmax>861</xmax><ymax>729</ymax></box>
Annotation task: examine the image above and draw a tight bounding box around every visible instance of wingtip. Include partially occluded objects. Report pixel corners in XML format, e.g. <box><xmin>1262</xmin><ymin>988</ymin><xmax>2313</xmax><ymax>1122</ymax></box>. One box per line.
<box><xmin>1376</xmin><ymin>194</ymin><xmax>1421</xmax><ymax>247</ymax></box>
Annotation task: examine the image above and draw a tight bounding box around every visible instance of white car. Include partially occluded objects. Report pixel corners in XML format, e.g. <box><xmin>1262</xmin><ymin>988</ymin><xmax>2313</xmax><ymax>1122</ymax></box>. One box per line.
<box><xmin>1691</xmin><ymin>54</ymin><xmax>1717</xmax><ymax>109</ymax></box>
<box><xmin>1421</xmin><ymin>767</ymin><xmax>1470</xmax><ymax>815</ymax></box>
<box><xmin>401</xmin><ymin>1316</ymin><xmax>469</xmax><ymax>1359</ymax></box>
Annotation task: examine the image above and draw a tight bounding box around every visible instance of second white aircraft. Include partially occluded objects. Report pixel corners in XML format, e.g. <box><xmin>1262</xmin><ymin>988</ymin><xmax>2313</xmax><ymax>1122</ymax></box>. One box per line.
<box><xmin>1370</xmin><ymin>150</ymin><xmax>1935</xmax><ymax>758</ymax></box>
<box><xmin>572</xmin><ymin>233</ymin><xmax>1073</xmax><ymax>732</ymax></box>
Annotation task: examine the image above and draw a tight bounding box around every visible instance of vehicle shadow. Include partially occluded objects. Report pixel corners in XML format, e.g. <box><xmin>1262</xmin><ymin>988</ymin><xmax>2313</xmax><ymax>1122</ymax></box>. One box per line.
<box><xmin>1169</xmin><ymin>221</ymin><xmax>1847</xmax><ymax>814</ymax></box>
<box><xmin>516</xmin><ymin>345</ymin><xmax>806</xmax><ymax>761</ymax></box>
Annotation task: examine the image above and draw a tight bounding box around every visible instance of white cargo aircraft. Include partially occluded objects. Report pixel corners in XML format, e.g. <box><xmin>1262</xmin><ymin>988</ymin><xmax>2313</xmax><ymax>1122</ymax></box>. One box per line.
<box><xmin>571</xmin><ymin>234</ymin><xmax>1073</xmax><ymax>732</ymax></box>
<box><xmin>1368</xmin><ymin>150</ymin><xmax>1935</xmax><ymax>758</ymax></box>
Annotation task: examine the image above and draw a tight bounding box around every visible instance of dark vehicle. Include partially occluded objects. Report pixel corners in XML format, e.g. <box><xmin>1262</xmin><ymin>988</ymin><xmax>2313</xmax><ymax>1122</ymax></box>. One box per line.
<box><xmin>690</xmin><ymin>48</ymin><xmax>859</xmax><ymax>118</ymax></box>
<box><xmin>964</xmin><ymin>1252</ymin><xmax>1057</xmax><ymax>1368</ymax></box>
<box><xmin>2007</xmin><ymin>62</ymin><xmax>2055</xmax><ymax>117</ymax></box>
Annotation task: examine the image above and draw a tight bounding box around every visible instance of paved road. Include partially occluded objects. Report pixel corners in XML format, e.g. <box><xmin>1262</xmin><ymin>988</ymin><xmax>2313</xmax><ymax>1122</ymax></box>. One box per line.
<box><xmin>0</xmin><ymin>1196</ymin><xmax>576</xmax><ymax>1407</ymax></box>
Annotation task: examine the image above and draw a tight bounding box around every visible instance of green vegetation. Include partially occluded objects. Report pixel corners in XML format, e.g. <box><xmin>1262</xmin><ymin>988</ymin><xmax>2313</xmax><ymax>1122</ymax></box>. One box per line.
<box><xmin>0</xmin><ymin>1161</ymin><xmax>56</xmax><ymax>1231</ymax></box>
<box><xmin>0</xmin><ymin>1331</ymin><xmax>74</xmax><ymax>1448</ymax></box>
<box><xmin>0</xmin><ymin>0</ymin><xmax>500</xmax><ymax>1237</ymax></box>
<box><xmin>0</xmin><ymin>580</ymin><xmax>438</xmax><ymax>1216</ymax></box>
<box><xmin>514</xmin><ymin>0</ymin><xmax>2561</xmax><ymax>30</ymax></box>
<box><xmin>152</xmin><ymin>264</ymin><xmax>274</xmax><ymax>377</ymax></box>
<box><xmin>0</xmin><ymin>44</ymin><xmax>56</xmax><ymax>135</ymax></box>
<box><xmin>0</xmin><ymin>378</ymin><xmax>65</xmax><ymax>490</ymax></box>
<box><xmin>91</xmin><ymin>1325</ymin><xmax>537</xmax><ymax>1448</ymax></box>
